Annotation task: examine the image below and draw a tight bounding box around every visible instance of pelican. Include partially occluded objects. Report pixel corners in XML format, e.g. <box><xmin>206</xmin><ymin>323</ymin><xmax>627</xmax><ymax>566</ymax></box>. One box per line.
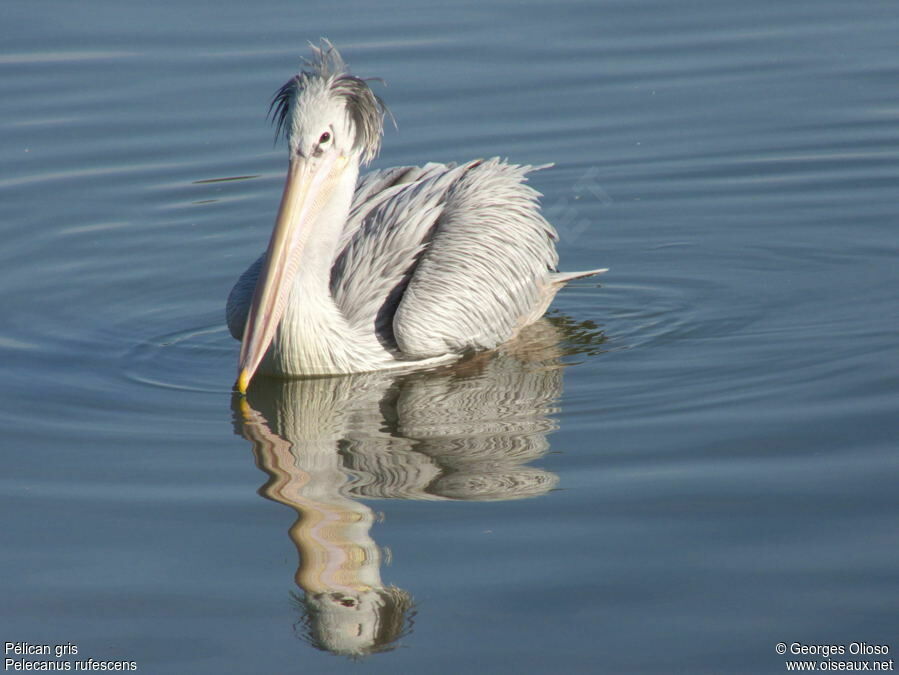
<box><xmin>227</xmin><ymin>41</ymin><xmax>605</xmax><ymax>392</ymax></box>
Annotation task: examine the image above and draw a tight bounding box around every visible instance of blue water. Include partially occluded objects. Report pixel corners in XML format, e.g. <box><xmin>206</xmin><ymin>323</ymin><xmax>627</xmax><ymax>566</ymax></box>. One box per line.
<box><xmin>2</xmin><ymin>1</ymin><xmax>897</xmax><ymax>672</ymax></box>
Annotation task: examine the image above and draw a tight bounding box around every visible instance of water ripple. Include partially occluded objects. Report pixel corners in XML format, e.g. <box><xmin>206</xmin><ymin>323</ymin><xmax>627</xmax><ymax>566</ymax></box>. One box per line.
<box><xmin>122</xmin><ymin>323</ymin><xmax>235</xmax><ymax>394</ymax></box>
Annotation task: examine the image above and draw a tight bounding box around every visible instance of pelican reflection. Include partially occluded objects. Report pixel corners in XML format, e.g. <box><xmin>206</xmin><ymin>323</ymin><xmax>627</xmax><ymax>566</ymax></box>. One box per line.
<box><xmin>233</xmin><ymin>317</ymin><xmax>603</xmax><ymax>657</ymax></box>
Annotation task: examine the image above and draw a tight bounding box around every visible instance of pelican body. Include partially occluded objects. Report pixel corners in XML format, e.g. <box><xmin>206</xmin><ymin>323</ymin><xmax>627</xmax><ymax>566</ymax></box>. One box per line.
<box><xmin>227</xmin><ymin>42</ymin><xmax>604</xmax><ymax>391</ymax></box>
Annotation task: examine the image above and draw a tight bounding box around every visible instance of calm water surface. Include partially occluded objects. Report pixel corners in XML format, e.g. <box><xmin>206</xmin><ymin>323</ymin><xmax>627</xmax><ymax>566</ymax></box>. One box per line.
<box><xmin>2</xmin><ymin>1</ymin><xmax>897</xmax><ymax>673</ymax></box>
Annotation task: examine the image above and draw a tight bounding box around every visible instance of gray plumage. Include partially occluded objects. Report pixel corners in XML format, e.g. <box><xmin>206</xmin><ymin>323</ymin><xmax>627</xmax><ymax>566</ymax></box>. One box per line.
<box><xmin>227</xmin><ymin>41</ymin><xmax>605</xmax><ymax>381</ymax></box>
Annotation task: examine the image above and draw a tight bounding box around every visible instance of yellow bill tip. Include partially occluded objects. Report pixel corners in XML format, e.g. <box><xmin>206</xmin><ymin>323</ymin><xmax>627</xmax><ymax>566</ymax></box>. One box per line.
<box><xmin>235</xmin><ymin>369</ymin><xmax>251</xmax><ymax>394</ymax></box>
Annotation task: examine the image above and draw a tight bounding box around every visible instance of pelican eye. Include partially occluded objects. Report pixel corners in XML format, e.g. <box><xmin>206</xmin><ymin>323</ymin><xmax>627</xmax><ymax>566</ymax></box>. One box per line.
<box><xmin>318</xmin><ymin>131</ymin><xmax>331</xmax><ymax>145</ymax></box>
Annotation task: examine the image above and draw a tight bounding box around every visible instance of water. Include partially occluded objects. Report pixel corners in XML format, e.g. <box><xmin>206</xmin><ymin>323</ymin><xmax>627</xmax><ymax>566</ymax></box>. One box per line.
<box><xmin>2</xmin><ymin>1</ymin><xmax>897</xmax><ymax>672</ymax></box>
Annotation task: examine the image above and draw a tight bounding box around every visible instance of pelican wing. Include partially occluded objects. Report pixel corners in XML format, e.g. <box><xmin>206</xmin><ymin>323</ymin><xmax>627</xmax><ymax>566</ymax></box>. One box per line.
<box><xmin>331</xmin><ymin>162</ymin><xmax>471</xmax><ymax>342</ymax></box>
<box><xmin>332</xmin><ymin>158</ymin><xmax>559</xmax><ymax>358</ymax></box>
<box><xmin>338</xmin><ymin>162</ymin><xmax>458</xmax><ymax>253</ymax></box>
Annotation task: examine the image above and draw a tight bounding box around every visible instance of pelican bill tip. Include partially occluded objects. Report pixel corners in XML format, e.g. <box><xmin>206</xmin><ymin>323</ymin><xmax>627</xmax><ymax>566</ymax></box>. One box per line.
<box><xmin>235</xmin><ymin>369</ymin><xmax>251</xmax><ymax>394</ymax></box>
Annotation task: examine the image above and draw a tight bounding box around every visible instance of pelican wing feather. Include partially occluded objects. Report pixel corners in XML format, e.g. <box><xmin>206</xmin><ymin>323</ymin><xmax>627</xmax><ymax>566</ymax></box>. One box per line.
<box><xmin>332</xmin><ymin>158</ymin><xmax>559</xmax><ymax>357</ymax></box>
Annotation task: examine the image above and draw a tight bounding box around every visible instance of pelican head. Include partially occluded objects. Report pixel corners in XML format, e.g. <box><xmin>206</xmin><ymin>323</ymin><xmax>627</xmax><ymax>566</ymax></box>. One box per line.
<box><xmin>236</xmin><ymin>42</ymin><xmax>387</xmax><ymax>392</ymax></box>
<box><xmin>270</xmin><ymin>42</ymin><xmax>385</xmax><ymax>165</ymax></box>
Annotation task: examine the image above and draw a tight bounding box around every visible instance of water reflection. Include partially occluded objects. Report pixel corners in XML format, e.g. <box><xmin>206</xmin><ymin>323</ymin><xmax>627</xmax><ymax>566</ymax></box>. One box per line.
<box><xmin>232</xmin><ymin>318</ymin><xmax>603</xmax><ymax>657</ymax></box>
